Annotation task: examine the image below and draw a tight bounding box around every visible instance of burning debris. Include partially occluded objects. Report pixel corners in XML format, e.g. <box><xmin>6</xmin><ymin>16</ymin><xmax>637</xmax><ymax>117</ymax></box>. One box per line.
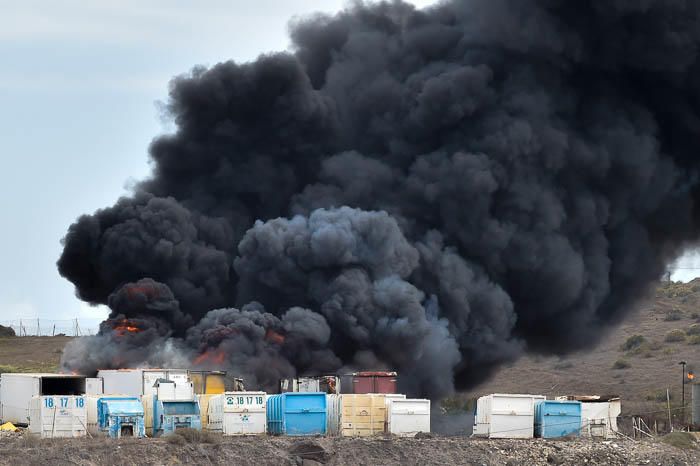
<box><xmin>58</xmin><ymin>0</ymin><xmax>700</xmax><ymax>398</ymax></box>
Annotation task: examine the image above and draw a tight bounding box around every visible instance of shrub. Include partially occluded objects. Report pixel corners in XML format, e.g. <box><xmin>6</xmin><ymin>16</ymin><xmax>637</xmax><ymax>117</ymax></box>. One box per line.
<box><xmin>663</xmin><ymin>347</ymin><xmax>678</xmax><ymax>355</ymax></box>
<box><xmin>620</xmin><ymin>335</ymin><xmax>646</xmax><ymax>352</ymax></box>
<box><xmin>612</xmin><ymin>359</ymin><xmax>631</xmax><ymax>370</ymax></box>
<box><xmin>662</xmin><ymin>432</ymin><xmax>698</xmax><ymax>450</ymax></box>
<box><xmin>166</xmin><ymin>434</ymin><xmax>186</xmax><ymax>446</ymax></box>
<box><xmin>665</xmin><ymin>329</ymin><xmax>687</xmax><ymax>343</ymax></box>
<box><xmin>646</xmin><ymin>390</ymin><xmax>672</xmax><ymax>402</ymax></box>
<box><xmin>664</xmin><ymin>309</ymin><xmax>684</xmax><ymax>321</ymax></box>
<box><xmin>687</xmin><ymin>324</ymin><xmax>700</xmax><ymax>335</ymax></box>
<box><xmin>173</xmin><ymin>428</ymin><xmax>219</xmax><ymax>444</ymax></box>
<box><xmin>688</xmin><ymin>335</ymin><xmax>700</xmax><ymax>345</ymax></box>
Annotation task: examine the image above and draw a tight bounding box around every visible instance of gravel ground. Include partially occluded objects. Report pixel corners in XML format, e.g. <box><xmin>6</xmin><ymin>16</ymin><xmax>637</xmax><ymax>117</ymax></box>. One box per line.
<box><xmin>0</xmin><ymin>431</ymin><xmax>697</xmax><ymax>466</ymax></box>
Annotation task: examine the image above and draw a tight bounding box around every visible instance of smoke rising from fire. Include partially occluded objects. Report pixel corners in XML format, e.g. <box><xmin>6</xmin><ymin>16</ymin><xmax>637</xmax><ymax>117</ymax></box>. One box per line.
<box><xmin>59</xmin><ymin>0</ymin><xmax>700</xmax><ymax>398</ymax></box>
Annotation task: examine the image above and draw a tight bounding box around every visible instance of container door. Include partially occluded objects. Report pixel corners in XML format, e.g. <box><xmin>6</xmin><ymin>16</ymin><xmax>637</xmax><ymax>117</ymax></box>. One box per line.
<box><xmin>389</xmin><ymin>399</ymin><xmax>430</xmax><ymax>437</ymax></box>
<box><xmin>490</xmin><ymin>395</ymin><xmax>535</xmax><ymax>439</ymax></box>
<box><xmin>352</xmin><ymin>376</ymin><xmax>374</xmax><ymax>394</ymax></box>
<box><xmin>373</xmin><ymin>376</ymin><xmax>397</xmax><ymax>394</ymax></box>
<box><xmin>341</xmin><ymin>394</ymin><xmax>385</xmax><ymax>437</ymax></box>
<box><xmin>284</xmin><ymin>394</ymin><xmax>326</xmax><ymax>436</ymax></box>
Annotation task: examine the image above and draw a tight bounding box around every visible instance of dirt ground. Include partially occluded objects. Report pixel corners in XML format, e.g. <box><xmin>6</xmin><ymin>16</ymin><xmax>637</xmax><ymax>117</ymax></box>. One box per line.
<box><xmin>0</xmin><ymin>432</ymin><xmax>697</xmax><ymax>466</ymax></box>
<box><xmin>0</xmin><ymin>336</ymin><xmax>70</xmax><ymax>372</ymax></box>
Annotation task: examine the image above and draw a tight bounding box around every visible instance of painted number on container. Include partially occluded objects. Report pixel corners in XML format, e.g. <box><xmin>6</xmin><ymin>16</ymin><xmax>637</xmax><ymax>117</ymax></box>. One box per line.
<box><xmin>44</xmin><ymin>398</ymin><xmax>54</xmax><ymax>408</ymax></box>
<box><xmin>229</xmin><ymin>396</ymin><xmax>264</xmax><ymax>405</ymax></box>
<box><xmin>60</xmin><ymin>397</ymin><xmax>69</xmax><ymax>408</ymax></box>
<box><xmin>76</xmin><ymin>398</ymin><xmax>85</xmax><ymax>408</ymax></box>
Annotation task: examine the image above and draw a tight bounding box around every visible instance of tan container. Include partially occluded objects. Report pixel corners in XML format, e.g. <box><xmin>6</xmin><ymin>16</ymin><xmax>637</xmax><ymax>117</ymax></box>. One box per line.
<box><xmin>190</xmin><ymin>371</ymin><xmax>227</xmax><ymax>395</ymax></box>
<box><xmin>335</xmin><ymin>394</ymin><xmax>386</xmax><ymax>437</ymax></box>
<box><xmin>197</xmin><ymin>394</ymin><xmax>219</xmax><ymax>430</ymax></box>
<box><xmin>142</xmin><ymin>394</ymin><xmax>154</xmax><ymax>437</ymax></box>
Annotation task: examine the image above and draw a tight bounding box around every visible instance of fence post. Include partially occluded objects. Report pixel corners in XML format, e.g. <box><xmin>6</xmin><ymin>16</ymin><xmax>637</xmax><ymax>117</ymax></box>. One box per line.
<box><xmin>52</xmin><ymin>324</ymin><xmax>56</xmax><ymax>336</ymax></box>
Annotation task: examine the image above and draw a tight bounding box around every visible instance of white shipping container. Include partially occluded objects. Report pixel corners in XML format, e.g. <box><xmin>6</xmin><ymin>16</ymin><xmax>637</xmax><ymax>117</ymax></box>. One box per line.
<box><xmin>29</xmin><ymin>395</ymin><xmax>87</xmax><ymax>438</ymax></box>
<box><xmin>387</xmin><ymin>399</ymin><xmax>430</xmax><ymax>437</ymax></box>
<box><xmin>156</xmin><ymin>382</ymin><xmax>195</xmax><ymax>402</ymax></box>
<box><xmin>97</xmin><ymin>369</ymin><xmax>189</xmax><ymax>397</ymax></box>
<box><xmin>216</xmin><ymin>391</ymin><xmax>266</xmax><ymax>435</ymax></box>
<box><xmin>1</xmin><ymin>373</ymin><xmax>86</xmax><ymax>426</ymax></box>
<box><xmin>579</xmin><ymin>401</ymin><xmax>621</xmax><ymax>439</ymax></box>
<box><xmin>473</xmin><ymin>394</ymin><xmax>545</xmax><ymax>439</ymax></box>
<box><xmin>86</xmin><ymin>378</ymin><xmax>104</xmax><ymax>396</ymax></box>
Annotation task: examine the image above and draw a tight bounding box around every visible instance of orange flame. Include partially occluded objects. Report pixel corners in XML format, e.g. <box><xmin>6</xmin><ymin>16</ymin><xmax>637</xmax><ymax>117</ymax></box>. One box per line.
<box><xmin>112</xmin><ymin>319</ymin><xmax>141</xmax><ymax>336</ymax></box>
<box><xmin>265</xmin><ymin>329</ymin><xmax>285</xmax><ymax>345</ymax></box>
<box><xmin>688</xmin><ymin>372</ymin><xmax>695</xmax><ymax>381</ymax></box>
<box><xmin>194</xmin><ymin>349</ymin><xmax>226</xmax><ymax>366</ymax></box>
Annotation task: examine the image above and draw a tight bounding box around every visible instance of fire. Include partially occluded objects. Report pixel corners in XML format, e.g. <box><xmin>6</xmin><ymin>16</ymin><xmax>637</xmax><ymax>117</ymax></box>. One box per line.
<box><xmin>111</xmin><ymin>319</ymin><xmax>141</xmax><ymax>336</ymax></box>
<box><xmin>194</xmin><ymin>349</ymin><xmax>226</xmax><ymax>366</ymax></box>
<box><xmin>688</xmin><ymin>372</ymin><xmax>695</xmax><ymax>381</ymax></box>
<box><xmin>265</xmin><ymin>329</ymin><xmax>285</xmax><ymax>345</ymax></box>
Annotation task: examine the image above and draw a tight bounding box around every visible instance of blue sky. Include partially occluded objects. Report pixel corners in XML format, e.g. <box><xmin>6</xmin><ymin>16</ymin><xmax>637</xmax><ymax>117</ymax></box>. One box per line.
<box><xmin>0</xmin><ymin>0</ymin><xmax>696</xmax><ymax>329</ymax></box>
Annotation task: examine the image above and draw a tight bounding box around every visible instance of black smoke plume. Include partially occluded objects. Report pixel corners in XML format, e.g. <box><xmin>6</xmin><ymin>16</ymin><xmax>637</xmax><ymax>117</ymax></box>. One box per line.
<box><xmin>58</xmin><ymin>0</ymin><xmax>700</xmax><ymax>398</ymax></box>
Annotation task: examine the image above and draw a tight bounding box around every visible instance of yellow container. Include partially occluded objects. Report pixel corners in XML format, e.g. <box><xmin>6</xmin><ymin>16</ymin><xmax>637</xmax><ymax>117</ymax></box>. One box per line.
<box><xmin>340</xmin><ymin>394</ymin><xmax>386</xmax><ymax>437</ymax></box>
<box><xmin>190</xmin><ymin>371</ymin><xmax>226</xmax><ymax>395</ymax></box>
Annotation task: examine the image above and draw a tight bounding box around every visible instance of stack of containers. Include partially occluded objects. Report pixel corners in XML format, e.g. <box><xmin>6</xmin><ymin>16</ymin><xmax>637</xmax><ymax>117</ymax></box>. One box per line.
<box><xmin>28</xmin><ymin>395</ymin><xmax>87</xmax><ymax>438</ymax></box>
<box><xmin>327</xmin><ymin>394</ymin><xmax>387</xmax><ymax>437</ymax></box>
<box><xmin>386</xmin><ymin>398</ymin><xmax>430</xmax><ymax>437</ymax></box>
<box><xmin>534</xmin><ymin>400</ymin><xmax>582</xmax><ymax>439</ymax></box>
<box><xmin>267</xmin><ymin>393</ymin><xmax>327</xmax><ymax>436</ymax></box>
<box><xmin>208</xmin><ymin>392</ymin><xmax>267</xmax><ymax>435</ymax></box>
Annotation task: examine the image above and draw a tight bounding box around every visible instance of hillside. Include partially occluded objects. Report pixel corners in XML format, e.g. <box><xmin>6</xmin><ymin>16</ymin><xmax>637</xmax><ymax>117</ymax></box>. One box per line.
<box><xmin>1</xmin><ymin>281</ymin><xmax>700</xmax><ymax>426</ymax></box>
<box><xmin>461</xmin><ymin>279</ymin><xmax>700</xmax><ymax>426</ymax></box>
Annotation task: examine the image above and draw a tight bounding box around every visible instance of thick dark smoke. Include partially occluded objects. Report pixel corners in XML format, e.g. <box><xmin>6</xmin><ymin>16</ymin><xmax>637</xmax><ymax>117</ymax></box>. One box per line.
<box><xmin>58</xmin><ymin>0</ymin><xmax>700</xmax><ymax>398</ymax></box>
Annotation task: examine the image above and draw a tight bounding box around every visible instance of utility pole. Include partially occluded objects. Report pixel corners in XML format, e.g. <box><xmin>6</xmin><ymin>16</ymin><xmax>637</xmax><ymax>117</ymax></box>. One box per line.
<box><xmin>680</xmin><ymin>360</ymin><xmax>687</xmax><ymax>426</ymax></box>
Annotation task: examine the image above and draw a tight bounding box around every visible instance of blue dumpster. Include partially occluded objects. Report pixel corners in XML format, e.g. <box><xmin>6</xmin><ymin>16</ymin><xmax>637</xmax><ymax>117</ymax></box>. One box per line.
<box><xmin>266</xmin><ymin>393</ymin><xmax>327</xmax><ymax>436</ymax></box>
<box><xmin>534</xmin><ymin>400</ymin><xmax>582</xmax><ymax>438</ymax></box>
<box><xmin>97</xmin><ymin>397</ymin><xmax>146</xmax><ymax>438</ymax></box>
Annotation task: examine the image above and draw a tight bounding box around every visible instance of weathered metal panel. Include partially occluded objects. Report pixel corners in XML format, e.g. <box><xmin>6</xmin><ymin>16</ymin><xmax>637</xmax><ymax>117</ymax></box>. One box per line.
<box><xmin>473</xmin><ymin>394</ymin><xmax>545</xmax><ymax>439</ymax></box>
<box><xmin>28</xmin><ymin>395</ymin><xmax>87</xmax><ymax>438</ymax></box>
<box><xmin>339</xmin><ymin>394</ymin><xmax>386</xmax><ymax>437</ymax></box>
<box><xmin>388</xmin><ymin>398</ymin><xmax>430</xmax><ymax>437</ymax></box>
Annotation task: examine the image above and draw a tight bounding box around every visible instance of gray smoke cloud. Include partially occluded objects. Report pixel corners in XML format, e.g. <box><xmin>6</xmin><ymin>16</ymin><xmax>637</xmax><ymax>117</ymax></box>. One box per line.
<box><xmin>58</xmin><ymin>0</ymin><xmax>700</xmax><ymax>398</ymax></box>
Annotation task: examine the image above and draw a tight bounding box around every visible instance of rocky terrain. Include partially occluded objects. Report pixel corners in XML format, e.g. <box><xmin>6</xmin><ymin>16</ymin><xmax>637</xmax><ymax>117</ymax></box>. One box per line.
<box><xmin>0</xmin><ymin>430</ymin><xmax>698</xmax><ymax>466</ymax></box>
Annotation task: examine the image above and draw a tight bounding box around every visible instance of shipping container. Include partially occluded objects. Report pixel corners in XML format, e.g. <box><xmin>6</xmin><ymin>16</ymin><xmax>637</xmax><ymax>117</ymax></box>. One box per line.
<box><xmin>197</xmin><ymin>394</ymin><xmax>219</xmax><ymax>429</ymax></box>
<box><xmin>86</xmin><ymin>378</ymin><xmax>103</xmax><ymax>396</ymax></box>
<box><xmin>267</xmin><ymin>393</ymin><xmax>327</xmax><ymax>436</ymax></box>
<box><xmin>208</xmin><ymin>391</ymin><xmax>266</xmax><ymax>435</ymax></box>
<box><xmin>279</xmin><ymin>376</ymin><xmax>340</xmax><ymax>394</ymax></box>
<box><xmin>472</xmin><ymin>394</ymin><xmax>545</xmax><ymax>439</ymax></box>
<box><xmin>97</xmin><ymin>369</ymin><xmax>188</xmax><ymax>397</ymax></box>
<box><xmin>327</xmin><ymin>394</ymin><xmax>387</xmax><ymax>437</ymax></box>
<box><xmin>1</xmin><ymin>373</ymin><xmax>86</xmax><ymax>426</ymax></box>
<box><xmin>555</xmin><ymin>395</ymin><xmax>620</xmax><ymax>439</ymax></box>
<box><xmin>383</xmin><ymin>394</ymin><xmax>407</xmax><ymax>432</ymax></box>
<box><xmin>387</xmin><ymin>398</ymin><xmax>430</xmax><ymax>437</ymax></box>
<box><xmin>190</xmin><ymin>371</ymin><xmax>227</xmax><ymax>395</ymax></box>
<box><xmin>534</xmin><ymin>400</ymin><xmax>582</xmax><ymax>439</ymax></box>
<box><xmin>142</xmin><ymin>394</ymin><xmax>154</xmax><ymax>437</ymax></box>
<box><xmin>339</xmin><ymin>372</ymin><xmax>397</xmax><ymax>394</ymax></box>
<box><xmin>28</xmin><ymin>395</ymin><xmax>87</xmax><ymax>438</ymax></box>
<box><xmin>97</xmin><ymin>397</ymin><xmax>145</xmax><ymax>438</ymax></box>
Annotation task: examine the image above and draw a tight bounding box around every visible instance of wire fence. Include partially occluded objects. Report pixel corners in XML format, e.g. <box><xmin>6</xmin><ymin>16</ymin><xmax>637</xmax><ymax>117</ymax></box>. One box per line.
<box><xmin>0</xmin><ymin>319</ymin><xmax>100</xmax><ymax>336</ymax></box>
